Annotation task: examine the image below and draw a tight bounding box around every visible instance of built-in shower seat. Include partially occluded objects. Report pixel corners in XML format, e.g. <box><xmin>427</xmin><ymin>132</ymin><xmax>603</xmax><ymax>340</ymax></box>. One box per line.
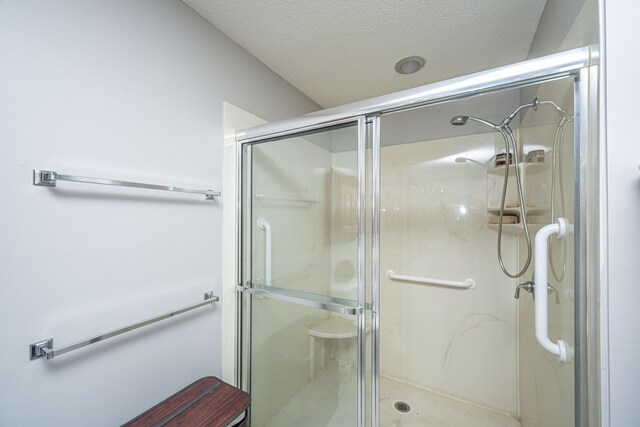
<box><xmin>308</xmin><ymin>316</ymin><xmax>371</xmax><ymax>378</ymax></box>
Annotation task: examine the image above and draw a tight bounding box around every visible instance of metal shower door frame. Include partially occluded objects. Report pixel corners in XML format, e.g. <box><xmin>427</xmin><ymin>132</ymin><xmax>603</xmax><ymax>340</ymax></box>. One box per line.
<box><xmin>236</xmin><ymin>116</ymin><xmax>372</xmax><ymax>427</ymax></box>
<box><xmin>236</xmin><ymin>45</ymin><xmax>601</xmax><ymax>427</ymax></box>
<box><xmin>574</xmin><ymin>62</ymin><xmax>602</xmax><ymax>427</ymax></box>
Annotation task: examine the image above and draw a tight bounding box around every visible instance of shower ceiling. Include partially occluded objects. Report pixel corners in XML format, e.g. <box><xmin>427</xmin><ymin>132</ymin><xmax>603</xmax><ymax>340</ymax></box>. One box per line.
<box><xmin>183</xmin><ymin>0</ymin><xmax>547</xmax><ymax>108</ymax></box>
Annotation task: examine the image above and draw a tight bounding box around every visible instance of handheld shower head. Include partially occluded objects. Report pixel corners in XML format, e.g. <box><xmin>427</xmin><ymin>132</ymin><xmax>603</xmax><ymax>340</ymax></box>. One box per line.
<box><xmin>450</xmin><ymin>116</ymin><xmax>469</xmax><ymax>126</ymax></box>
<box><xmin>450</xmin><ymin>115</ymin><xmax>500</xmax><ymax>130</ymax></box>
<box><xmin>452</xmin><ymin>98</ymin><xmax>549</xmax><ymax>131</ymax></box>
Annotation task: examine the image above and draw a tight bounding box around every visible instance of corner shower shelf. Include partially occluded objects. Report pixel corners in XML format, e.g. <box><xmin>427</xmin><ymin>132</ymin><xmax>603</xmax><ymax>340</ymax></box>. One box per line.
<box><xmin>487</xmin><ymin>162</ymin><xmax>548</xmax><ymax>175</ymax></box>
<box><xmin>487</xmin><ymin>222</ymin><xmax>550</xmax><ymax>235</ymax></box>
<box><xmin>486</xmin><ymin>160</ymin><xmax>551</xmax><ymax>235</ymax></box>
<box><xmin>487</xmin><ymin>208</ymin><xmax>552</xmax><ymax>235</ymax></box>
<box><xmin>487</xmin><ymin>206</ymin><xmax>551</xmax><ymax>217</ymax></box>
<box><xmin>488</xmin><ymin>223</ymin><xmax>524</xmax><ymax>235</ymax></box>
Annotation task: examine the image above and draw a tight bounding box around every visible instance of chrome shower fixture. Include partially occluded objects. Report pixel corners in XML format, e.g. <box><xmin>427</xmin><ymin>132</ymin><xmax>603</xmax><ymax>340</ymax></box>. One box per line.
<box><xmin>498</xmin><ymin>97</ymin><xmax>539</xmax><ymax>128</ymax></box>
<box><xmin>450</xmin><ymin>115</ymin><xmax>500</xmax><ymax>130</ymax></box>
<box><xmin>449</xmin><ymin>97</ymin><xmax>572</xmax><ymax>279</ymax></box>
<box><xmin>448</xmin><ymin>99</ymin><xmax>537</xmax><ymax>278</ymax></box>
<box><xmin>450</xmin><ymin>99</ymin><xmax>539</xmax><ymax>129</ymax></box>
<box><xmin>450</xmin><ymin>116</ymin><xmax>469</xmax><ymax>126</ymax></box>
<box><xmin>451</xmin><ymin>98</ymin><xmax>570</xmax><ymax>131</ymax></box>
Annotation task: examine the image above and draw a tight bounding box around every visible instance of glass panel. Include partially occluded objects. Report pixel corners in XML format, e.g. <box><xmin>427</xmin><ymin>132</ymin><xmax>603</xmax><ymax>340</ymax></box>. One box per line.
<box><xmin>241</xmin><ymin>120</ymin><xmax>368</xmax><ymax>427</ymax></box>
<box><xmin>249</xmin><ymin>295</ymin><xmax>359</xmax><ymax>426</ymax></box>
<box><xmin>519</xmin><ymin>78</ymin><xmax>576</xmax><ymax>427</ymax></box>
<box><xmin>249</xmin><ymin>124</ymin><xmax>359</xmax><ymax>301</ymax></box>
<box><xmin>378</xmin><ymin>79</ymin><xmax>576</xmax><ymax>426</ymax></box>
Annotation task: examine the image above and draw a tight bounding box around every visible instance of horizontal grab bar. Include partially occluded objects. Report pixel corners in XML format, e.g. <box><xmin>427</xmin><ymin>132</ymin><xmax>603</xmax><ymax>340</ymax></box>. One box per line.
<box><xmin>29</xmin><ymin>292</ymin><xmax>219</xmax><ymax>361</ymax></box>
<box><xmin>385</xmin><ymin>270</ymin><xmax>476</xmax><ymax>289</ymax></box>
<box><xmin>33</xmin><ymin>169</ymin><xmax>221</xmax><ymax>200</ymax></box>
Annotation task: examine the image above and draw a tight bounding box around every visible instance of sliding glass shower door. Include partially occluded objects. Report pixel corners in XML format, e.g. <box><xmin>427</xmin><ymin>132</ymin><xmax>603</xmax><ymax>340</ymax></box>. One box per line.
<box><xmin>236</xmin><ymin>47</ymin><xmax>598</xmax><ymax>427</ymax></box>
<box><xmin>376</xmin><ymin>76</ymin><xmax>582</xmax><ymax>427</ymax></box>
<box><xmin>239</xmin><ymin>118</ymin><xmax>373</xmax><ymax>427</ymax></box>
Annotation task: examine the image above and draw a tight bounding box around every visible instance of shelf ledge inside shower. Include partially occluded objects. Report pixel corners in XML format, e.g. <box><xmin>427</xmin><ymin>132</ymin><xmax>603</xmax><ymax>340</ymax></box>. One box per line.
<box><xmin>486</xmin><ymin>160</ymin><xmax>552</xmax><ymax>235</ymax></box>
<box><xmin>487</xmin><ymin>220</ymin><xmax>551</xmax><ymax>235</ymax></box>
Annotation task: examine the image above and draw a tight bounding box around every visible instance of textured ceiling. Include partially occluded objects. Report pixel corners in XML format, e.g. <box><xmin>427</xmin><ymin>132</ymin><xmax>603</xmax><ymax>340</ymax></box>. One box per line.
<box><xmin>184</xmin><ymin>0</ymin><xmax>546</xmax><ymax>108</ymax></box>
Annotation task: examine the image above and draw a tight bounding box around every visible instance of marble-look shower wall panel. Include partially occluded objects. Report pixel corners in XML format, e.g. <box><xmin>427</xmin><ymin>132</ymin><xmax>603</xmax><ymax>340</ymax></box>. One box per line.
<box><xmin>249</xmin><ymin>137</ymin><xmax>333</xmax><ymax>424</ymax></box>
<box><xmin>380</xmin><ymin>133</ymin><xmax>519</xmax><ymax>415</ymax></box>
<box><xmin>330</xmin><ymin>150</ymin><xmax>359</xmax><ymax>288</ymax></box>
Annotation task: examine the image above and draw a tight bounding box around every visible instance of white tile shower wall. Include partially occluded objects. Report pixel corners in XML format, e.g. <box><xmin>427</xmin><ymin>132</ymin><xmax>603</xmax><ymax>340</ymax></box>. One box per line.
<box><xmin>379</xmin><ymin>133</ymin><xmax>519</xmax><ymax>415</ymax></box>
<box><xmin>0</xmin><ymin>1</ymin><xmax>318</xmax><ymax>426</ymax></box>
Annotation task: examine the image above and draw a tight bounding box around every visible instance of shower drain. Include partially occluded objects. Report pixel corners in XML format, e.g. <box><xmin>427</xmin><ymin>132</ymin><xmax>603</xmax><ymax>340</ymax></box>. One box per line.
<box><xmin>394</xmin><ymin>401</ymin><xmax>411</xmax><ymax>413</ymax></box>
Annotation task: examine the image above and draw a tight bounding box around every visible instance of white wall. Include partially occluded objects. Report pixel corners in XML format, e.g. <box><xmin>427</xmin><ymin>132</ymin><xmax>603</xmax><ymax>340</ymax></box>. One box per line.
<box><xmin>527</xmin><ymin>0</ymin><xmax>588</xmax><ymax>59</ymax></box>
<box><xmin>521</xmin><ymin>0</ymin><xmax>598</xmax><ymax>107</ymax></box>
<box><xmin>602</xmin><ymin>1</ymin><xmax>640</xmax><ymax>425</ymax></box>
<box><xmin>0</xmin><ymin>1</ymin><xmax>317</xmax><ymax>425</ymax></box>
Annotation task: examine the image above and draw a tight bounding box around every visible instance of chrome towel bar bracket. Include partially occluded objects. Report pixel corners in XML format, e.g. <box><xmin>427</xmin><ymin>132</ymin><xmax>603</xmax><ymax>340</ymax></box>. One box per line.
<box><xmin>33</xmin><ymin>169</ymin><xmax>221</xmax><ymax>200</ymax></box>
<box><xmin>29</xmin><ymin>291</ymin><xmax>219</xmax><ymax>361</ymax></box>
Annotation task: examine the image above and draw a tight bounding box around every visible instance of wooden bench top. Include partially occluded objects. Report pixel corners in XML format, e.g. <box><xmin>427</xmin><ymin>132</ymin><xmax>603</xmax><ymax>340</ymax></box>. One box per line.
<box><xmin>123</xmin><ymin>376</ymin><xmax>250</xmax><ymax>427</ymax></box>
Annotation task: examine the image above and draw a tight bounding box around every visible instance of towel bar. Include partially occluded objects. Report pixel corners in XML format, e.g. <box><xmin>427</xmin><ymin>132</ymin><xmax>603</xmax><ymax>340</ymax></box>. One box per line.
<box><xmin>33</xmin><ymin>169</ymin><xmax>220</xmax><ymax>200</ymax></box>
<box><xmin>29</xmin><ymin>292</ymin><xmax>219</xmax><ymax>361</ymax></box>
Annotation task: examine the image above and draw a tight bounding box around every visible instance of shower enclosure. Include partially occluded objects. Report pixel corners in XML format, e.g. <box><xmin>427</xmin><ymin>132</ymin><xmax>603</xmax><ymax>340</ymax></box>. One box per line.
<box><xmin>236</xmin><ymin>46</ymin><xmax>600</xmax><ymax>426</ymax></box>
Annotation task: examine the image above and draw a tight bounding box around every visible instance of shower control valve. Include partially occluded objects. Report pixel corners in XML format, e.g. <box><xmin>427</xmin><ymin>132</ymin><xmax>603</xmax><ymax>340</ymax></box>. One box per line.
<box><xmin>514</xmin><ymin>280</ymin><xmax>560</xmax><ymax>304</ymax></box>
<box><xmin>547</xmin><ymin>284</ymin><xmax>560</xmax><ymax>304</ymax></box>
<box><xmin>514</xmin><ymin>281</ymin><xmax>534</xmax><ymax>299</ymax></box>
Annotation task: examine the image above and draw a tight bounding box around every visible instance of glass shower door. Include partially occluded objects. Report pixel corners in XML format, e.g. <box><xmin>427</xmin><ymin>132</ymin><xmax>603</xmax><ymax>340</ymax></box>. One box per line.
<box><xmin>236</xmin><ymin>49</ymin><xmax>596</xmax><ymax>427</ymax></box>
<box><xmin>239</xmin><ymin>118</ymin><xmax>370</xmax><ymax>427</ymax></box>
<box><xmin>376</xmin><ymin>76</ymin><xmax>583</xmax><ymax>427</ymax></box>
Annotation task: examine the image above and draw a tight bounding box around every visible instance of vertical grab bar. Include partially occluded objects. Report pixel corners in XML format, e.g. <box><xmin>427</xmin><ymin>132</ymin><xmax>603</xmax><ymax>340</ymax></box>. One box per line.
<box><xmin>534</xmin><ymin>217</ymin><xmax>572</xmax><ymax>363</ymax></box>
<box><xmin>257</xmin><ymin>217</ymin><xmax>272</xmax><ymax>286</ymax></box>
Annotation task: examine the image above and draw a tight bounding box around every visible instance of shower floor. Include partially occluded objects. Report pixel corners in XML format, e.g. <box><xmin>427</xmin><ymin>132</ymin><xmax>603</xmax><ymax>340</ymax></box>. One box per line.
<box><xmin>379</xmin><ymin>376</ymin><xmax>520</xmax><ymax>427</ymax></box>
<box><xmin>263</xmin><ymin>365</ymin><xmax>520</xmax><ymax>427</ymax></box>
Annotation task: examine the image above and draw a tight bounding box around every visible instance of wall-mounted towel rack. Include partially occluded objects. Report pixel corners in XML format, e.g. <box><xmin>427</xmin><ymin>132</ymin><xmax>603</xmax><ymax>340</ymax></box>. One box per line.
<box><xmin>29</xmin><ymin>291</ymin><xmax>219</xmax><ymax>361</ymax></box>
<box><xmin>33</xmin><ymin>169</ymin><xmax>221</xmax><ymax>200</ymax></box>
<box><xmin>385</xmin><ymin>270</ymin><xmax>476</xmax><ymax>289</ymax></box>
<box><xmin>255</xmin><ymin>193</ymin><xmax>317</xmax><ymax>205</ymax></box>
